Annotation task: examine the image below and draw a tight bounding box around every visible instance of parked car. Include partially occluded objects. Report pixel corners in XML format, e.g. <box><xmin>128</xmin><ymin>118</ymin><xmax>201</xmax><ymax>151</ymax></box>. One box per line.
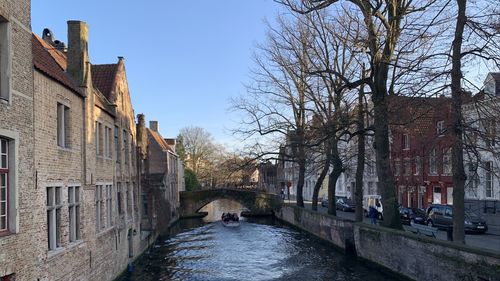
<box><xmin>363</xmin><ymin>195</ymin><xmax>383</xmax><ymax>220</ymax></box>
<box><xmin>426</xmin><ymin>204</ymin><xmax>488</xmax><ymax>233</ymax></box>
<box><xmin>399</xmin><ymin>207</ymin><xmax>427</xmax><ymax>225</ymax></box>
<box><xmin>321</xmin><ymin>197</ymin><xmax>328</xmax><ymax>207</ymax></box>
<box><xmin>336</xmin><ymin>198</ymin><xmax>355</xmax><ymax>212</ymax></box>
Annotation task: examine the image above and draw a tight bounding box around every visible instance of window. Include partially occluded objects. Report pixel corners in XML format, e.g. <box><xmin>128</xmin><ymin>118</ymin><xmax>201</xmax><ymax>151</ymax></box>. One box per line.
<box><xmin>437</xmin><ymin>121</ymin><xmax>445</xmax><ymax>135</ymax></box>
<box><xmin>394</xmin><ymin>159</ymin><xmax>401</xmax><ymax>176</ymax></box>
<box><xmin>367</xmin><ymin>182</ymin><xmax>374</xmax><ymax>195</ymax></box>
<box><xmin>442</xmin><ymin>148</ymin><xmax>451</xmax><ymax>175</ymax></box>
<box><xmin>106</xmin><ymin>184</ymin><xmax>112</xmax><ymax>226</ymax></box>
<box><xmin>402</xmin><ymin>134</ymin><xmax>410</xmax><ymax>150</ymax></box>
<box><xmin>47</xmin><ymin>186</ymin><xmax>62</xmax><ymax>250</ymax></box>
<box><xmin>68</xmin><ymin>186</ymin><xmax>80</xmax><ymax>242</ymax></box>
<box><xmin>414</xmin><ymin>156</ymin><xmax>421</xmax><ymax>176</ymax></box>
<box><xmin>57</xmin><ymin>103</ymin><xmax>70</xmax><ymax>148</ymax></box>
<box><xmin>95</xmin><ymin>122</ymin><xmax>102</xmax><ymax>156</ymax></box>
<box><xmin>485</xmin><ymin>162</ymin><xmax>493</xmax><ymax>198</ymax></box>
<box><xmin>126</xmin><ymin>183</ymin><xmax>132</xmax><ymax>215</ymax></box>
<box><xmin>117</xmin><ymin>182</ymin><xmax>122</xmax><ymax>214</ymax></box>
<box><xmin>0</xmin><ymin>138</ymin><xmax>8</xmax><ymax>232</ymax></box>
<box><xmin>104</xmin><ymin>126</ymin><xmax>112</xmax><ymax>158</ymax></box>
<box><xmin>0</xmin><ymin>20</ymin><xmax>11</xmax><ymax>103</ymax></box>
<box><xmin>484</xmin><ymin>119</ymin><xmax>496</xmax><ymax>147</ymax></box>
<box><xmin>467</xmin><ymin>163</ymin><xmax>479</xmax><ymax>189</ymax></box>
<box><xmin>115</xmin><ymin>126</ymin><xmax>120</xmax><ymax>163</ymax></box>
<box><xmin>123</xmin><ymin>130</ymin><xmax>128</xmax><ymax>165</ymax></box>
<box><xmin>429</xmin><ymin>148</ymin><xmax>437</xmax><ymax>175</ymax></box>
<box><xmin>403</xmin><ymin>158</ymin><xmax>411</xmax><ymax>176</ymax></box>
<box><xmin>95</xmin><ymin>185</ymin><xmax>104</xmax><ymax>231</ymax></box>
<box><xmin>141</xmin><ymin>192</ymin><xmax>148</xmax><ymax>218</ymax></box>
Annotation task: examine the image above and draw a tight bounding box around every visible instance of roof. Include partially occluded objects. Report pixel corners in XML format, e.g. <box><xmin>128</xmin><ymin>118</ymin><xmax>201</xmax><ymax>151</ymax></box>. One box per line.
<box><xmin>91</xmin><ymin>64</ymin><xmax>119</xmax><ymax>103</ymax></box>
<box><xmin>147</xmin><ymin>129</ymin><xmax>174</xmax><ymax>152</ymax></box>
<box><xmin>32</xmin><ymin>34</ymin><xmax>81</xmax><ymax>95</ymax></box>
<box><xmin>388</xmin><ymin>95</ymin><xmax>452</xmax><ymax>135</ymax></box>
<box><xmin>488</xmin><ymin>72</ymin><xmax>500</xmax><ymax>81</ymax></box>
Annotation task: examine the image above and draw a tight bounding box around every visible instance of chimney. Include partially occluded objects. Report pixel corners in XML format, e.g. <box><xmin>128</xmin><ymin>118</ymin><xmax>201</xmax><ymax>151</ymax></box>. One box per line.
<box><xmin>136</xmin><ymin>114</ymin><xmax>148</xmax><ymax>159</ymax></box>
<box><xmin>149</xmin><ymin>121</ymin><xmax>158</xmax><ymax>132</ymax></box>
<box><xmin>67</xmin><ymin>21</ymin><xmax>89</xmax><ymax>88</ymax></box>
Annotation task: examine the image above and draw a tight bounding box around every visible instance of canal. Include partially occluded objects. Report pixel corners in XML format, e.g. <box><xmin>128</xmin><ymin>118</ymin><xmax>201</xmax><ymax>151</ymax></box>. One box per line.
<box><xmin>118</xmin><ymin>199</ymin><xmax>398</xmax><ymax>281</ymax></box>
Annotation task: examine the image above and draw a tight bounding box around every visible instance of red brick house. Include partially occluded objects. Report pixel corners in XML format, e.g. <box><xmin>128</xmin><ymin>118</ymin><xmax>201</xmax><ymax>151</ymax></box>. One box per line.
<box><xmin>389</xmin><ymin>96</ymin><xmax>455</xmax><ymax>209</ymax></box>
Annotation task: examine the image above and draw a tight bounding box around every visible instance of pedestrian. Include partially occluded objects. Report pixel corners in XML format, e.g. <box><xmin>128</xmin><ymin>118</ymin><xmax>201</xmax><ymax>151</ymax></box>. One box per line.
<box><xmin>369</xmin><ymin>206</ymin><xmax>378</xmax><ymax>225</ymax></box>
<box><xmin>280</xmin><ymin>188</ymin><xmax>285</xmax><ymax>199</ymax></box>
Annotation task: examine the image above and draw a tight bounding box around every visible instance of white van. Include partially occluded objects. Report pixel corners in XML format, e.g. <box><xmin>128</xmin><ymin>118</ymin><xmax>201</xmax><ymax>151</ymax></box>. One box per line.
<box><xmin>363</xmin><ymin>195</ymin><xmax>383</xmax><ymax>220</ymax></box>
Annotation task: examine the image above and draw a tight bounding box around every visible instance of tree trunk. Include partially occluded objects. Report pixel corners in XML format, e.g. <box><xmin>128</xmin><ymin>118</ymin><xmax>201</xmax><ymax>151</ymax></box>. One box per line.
<box><xmin>451</xmin><ymin>0</ymin><xmax>467</xmax><ymax>244</ymax></box>
<box><xmin>355</xmin><ymin>85</ymin><xmax>366</xmax><ymax>222</ymax></box>
<box><xmin>373</xmin><ymin>76</ymin><xmax>402</xmax><ymax>229</ymax></box>
<box><xmin>296</xmin><ymin>143</ymin><xmax>306</xmax><ymax>208</ymax></box>
<box><xmin>328</xmin><ymin>142</ymin><xmax>342</xmax><ymax>215</ymax></box>
<box><xmin>312</xmin><ymin>145</ymin><xmax>332</xmax><ymax>211</ymax></box>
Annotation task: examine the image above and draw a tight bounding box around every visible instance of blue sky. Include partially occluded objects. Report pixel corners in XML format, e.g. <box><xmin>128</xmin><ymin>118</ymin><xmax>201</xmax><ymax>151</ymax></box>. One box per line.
<box><xmin>31</xmin><ymin>1</ymin><xmax>284</xmax><ymax>146</ymax></box>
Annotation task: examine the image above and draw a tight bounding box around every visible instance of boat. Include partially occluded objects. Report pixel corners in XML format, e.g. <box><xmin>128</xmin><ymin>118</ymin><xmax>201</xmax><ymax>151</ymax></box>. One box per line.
<box><xmin>221</xmin><ymin>212</ymin><xmax>240</xmax><ymax>227</ymax></box>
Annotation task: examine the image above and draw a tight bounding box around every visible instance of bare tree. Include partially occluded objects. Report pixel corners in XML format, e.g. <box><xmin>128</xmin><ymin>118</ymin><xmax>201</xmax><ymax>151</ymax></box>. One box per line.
<box><xmin>178</xmin><ymin>126</ymin><xmax>216</xmax><ymax>186</ymax></box>
<box><xmin>276</xmin><ymin>0</ymin><xmax>452</xmax><ymax>229</ymax></box>
<box><xmin>233</xmin><ymin>15</ymin><xmax>315</xmax><ymax>207</ymax></box>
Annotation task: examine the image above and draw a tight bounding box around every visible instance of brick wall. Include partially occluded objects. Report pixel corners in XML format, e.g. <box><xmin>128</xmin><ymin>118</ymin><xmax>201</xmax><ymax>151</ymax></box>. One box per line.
<box><xmin>0</xmin><ymin>0</ymin><xmax>36</xmax><ymax>280</ymax></box>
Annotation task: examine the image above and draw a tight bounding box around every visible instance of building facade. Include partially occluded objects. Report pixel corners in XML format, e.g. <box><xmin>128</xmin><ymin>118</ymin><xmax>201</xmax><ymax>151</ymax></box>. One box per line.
<box><xmin>0</xmin><ymin>1</ymin><xmax>36</xmax><ymax>280</ymax></box>
<box><xmin>463</xmin><ymin>73</ymin><xmax>500</xmax><ymax>213</ymax></box>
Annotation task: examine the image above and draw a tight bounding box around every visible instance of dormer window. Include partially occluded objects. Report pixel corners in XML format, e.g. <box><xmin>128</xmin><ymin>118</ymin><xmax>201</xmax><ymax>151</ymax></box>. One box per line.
<box><xmin>437</xmin><ymin>121</ymin><xmax>445</xmax><ymax>136</ymax></box>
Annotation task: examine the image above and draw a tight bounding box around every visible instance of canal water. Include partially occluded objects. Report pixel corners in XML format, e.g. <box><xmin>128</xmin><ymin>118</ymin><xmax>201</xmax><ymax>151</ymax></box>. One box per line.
<box><xmin>118</xmin><ymin>199</ymin><xmax>397</xmax><ymax>281</ymax></box>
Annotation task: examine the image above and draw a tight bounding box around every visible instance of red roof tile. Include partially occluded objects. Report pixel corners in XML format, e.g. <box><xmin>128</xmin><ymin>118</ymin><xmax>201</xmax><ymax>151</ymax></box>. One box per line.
<box><xmin>32</xmin><ymin>34</ymin><xmax>81</xmax><ymax>95</ymax></box>
<box><xmin>91</xmin><ymin>64</ymin><xmax>118</xmax><ymax>102</ymax></box>
<box><xmin>147</xmin><ymin>129</ymin><xmax>174</xmax><ymax>152</ymax></box>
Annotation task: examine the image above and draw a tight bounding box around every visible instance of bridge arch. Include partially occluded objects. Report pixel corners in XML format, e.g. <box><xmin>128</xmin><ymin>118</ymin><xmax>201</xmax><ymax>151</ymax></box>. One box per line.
<box><xmin>179</xmin><ymin>188</ymin><xmax>282</xmax><ymax>217</ymax></box>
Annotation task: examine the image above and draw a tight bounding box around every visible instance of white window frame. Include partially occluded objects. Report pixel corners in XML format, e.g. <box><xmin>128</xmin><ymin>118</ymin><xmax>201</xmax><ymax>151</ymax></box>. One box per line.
<box><xmin>485</xmin><ymin>162</ymin><xmax>493</xmax><ymax>198</ymax></box>
<box><xmin>402</xmin><ymin>134</ymin><xmax>410</xmax><ymax>150</ymax></box>
<box><xmin>404</xmin><ymin>158</ymin><xmax>411</xmax><ymax>176</ymax></box>
<box><xmin>437</xmin><ymin>120</ymin><xmax>445</xmax><ymax>136</ymax></box>
<box><xmin>0</xmin><ymin>20</ymin><xmax>12</xmax><ymax>104</ymax></box>
<box><xmin>394</xmin><ymin>159</ymin><xmax>401</xmax><ymax>176</ymax></box>
<box><xmin>414</xmin><ymin>156</ymin><xmax>421</xmax><ymax>176</ymax></box>
<box><xmin>0</xmin><ymin>138</ymin><xmax>8</xmax><ymax>233</ymax></box>
<box><xmin>442</xmin><ymin>148</ymin><xmax>452</xmax><ymax>175</ymax></box>
<box><xmin>429</xmin><ymin>148</ymin><xmax>437</xmax><ymax>175</ymax></box>
<box><xmin>68</xmin><ymin>185</ymin><xmax>81</xmax><ymax>242</ymax></box>
<box><xmin>0</xmin><ymin>131</ymin><xmax>18</xmax><ymax>235</ymax></box>
<box><xmin>47</xmin><ymin>186</ymin><xmax>62</xmax><ymax>250</ymax></box>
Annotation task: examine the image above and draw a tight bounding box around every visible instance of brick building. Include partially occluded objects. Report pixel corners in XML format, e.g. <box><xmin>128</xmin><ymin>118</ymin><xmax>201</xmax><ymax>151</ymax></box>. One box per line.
<box><xmin>138</xmin><ymin>119</ymin><xmax>181</xmax><ymax>234</ymax></box>
<box><xmin>0</xmin><ymin>1</ymin><xmax>36</xmax><ymax>280</ymax></box>
<box><xmin>389</xmin><ymin>96</ymin><xmax>454</xmax><ymax>209</ymax></box>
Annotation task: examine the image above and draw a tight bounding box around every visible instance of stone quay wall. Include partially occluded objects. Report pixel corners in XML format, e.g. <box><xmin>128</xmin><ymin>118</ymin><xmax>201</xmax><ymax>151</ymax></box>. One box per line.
<box><xmin>275</xmin><ymin>205</ymin><xmax>500</xmax><ymax>281</ymax></box>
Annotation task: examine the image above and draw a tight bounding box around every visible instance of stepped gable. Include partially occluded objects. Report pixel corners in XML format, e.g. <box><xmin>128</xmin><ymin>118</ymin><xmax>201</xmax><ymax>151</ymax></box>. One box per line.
<box><xmin>91</xmin><ymin>63</ymin><xmax>119</xmax><ymax>103</ymax></box>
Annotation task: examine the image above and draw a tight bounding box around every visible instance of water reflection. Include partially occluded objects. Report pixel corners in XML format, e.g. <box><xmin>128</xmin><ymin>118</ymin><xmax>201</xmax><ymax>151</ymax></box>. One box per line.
<box><xmin>118</xmin><ymin>199</ymin><xmax>398</xmax><ymax>281</ymax></box>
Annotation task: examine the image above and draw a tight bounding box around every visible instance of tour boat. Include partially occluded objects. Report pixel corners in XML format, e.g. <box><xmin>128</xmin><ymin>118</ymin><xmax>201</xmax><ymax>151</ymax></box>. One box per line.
<box><xmin>222</xmin><ymin>220</ymin><xmax>240</xmax><ymax>227</ymax></box>
<box><xmin>221</xmin><ymin>213</ymin><xmax>240</xmax><ymax>227</ymax></box>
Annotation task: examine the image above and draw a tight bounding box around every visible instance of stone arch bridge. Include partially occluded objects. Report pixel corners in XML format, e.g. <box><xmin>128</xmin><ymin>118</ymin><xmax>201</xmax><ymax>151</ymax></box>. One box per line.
<box><xmin>179</xmin><ymin>188</ymin><xmax>282</xmax><ymax>217</ymax></box>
